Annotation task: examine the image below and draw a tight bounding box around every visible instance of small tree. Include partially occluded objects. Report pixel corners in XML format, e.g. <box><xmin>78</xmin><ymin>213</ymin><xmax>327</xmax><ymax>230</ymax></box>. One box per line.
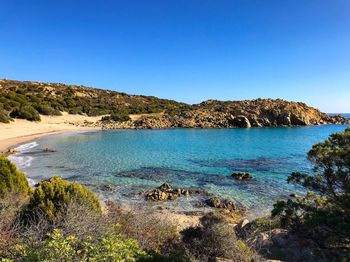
<box><xmin>272</xmin><ymin>127</ymin><xmax>350</xmax><ymax>255</ymax></box>
<box><xmin>0</xmin><ymin>157</ymin><xmax>31</xmax><ymax>197</ymax></box>
<box><xmin>0</xmin><ymin>109</ymin><xmax>12</xmax><ymax>123</ymax></box>
<box><xmin>26</xmin><ymin>176</ymin><xmax>101</xmax><ymax>222</ymax></box>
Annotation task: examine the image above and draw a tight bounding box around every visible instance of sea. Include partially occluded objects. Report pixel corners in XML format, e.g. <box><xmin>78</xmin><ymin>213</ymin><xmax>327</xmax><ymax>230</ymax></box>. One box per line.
<box><xmin>9</xmin><ymin>123</ymin><xmax>349</xmax><ymax>216</ymax></box>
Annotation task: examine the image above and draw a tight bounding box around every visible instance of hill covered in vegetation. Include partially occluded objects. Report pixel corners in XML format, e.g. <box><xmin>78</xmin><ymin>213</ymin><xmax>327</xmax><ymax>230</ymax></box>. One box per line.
<box><xmin>0</xmin><ymin>79</ymin><xmax>348</xmax><ymax>128</ymax></box>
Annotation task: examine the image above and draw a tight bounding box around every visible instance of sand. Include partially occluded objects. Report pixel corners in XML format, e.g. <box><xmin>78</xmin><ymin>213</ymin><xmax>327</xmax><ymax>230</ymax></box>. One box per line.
<box><xmin>0</xmin><ymin>113</ymin><xmax>101</xmax><ymax>152</ymax></box>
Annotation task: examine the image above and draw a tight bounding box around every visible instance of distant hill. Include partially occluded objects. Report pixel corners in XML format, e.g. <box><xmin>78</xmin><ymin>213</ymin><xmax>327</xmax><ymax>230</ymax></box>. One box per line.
<box><xmin>0</xmin><ymin>79</ymin><xmax>348</xmax><ymax>127</ymax></box>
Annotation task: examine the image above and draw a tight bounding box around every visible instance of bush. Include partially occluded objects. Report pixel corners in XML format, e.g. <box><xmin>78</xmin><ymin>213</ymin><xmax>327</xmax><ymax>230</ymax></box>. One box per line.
<box><xmin>0</xmin><ymin>192</ymin><xmax>29</xmax><ymax>254</ymax></box>
<box><xmin>0</xmin><ymin>157</ymin><xmax>31</xmax><ymax>197</ymax></box>
<box><xmin>181</xmin><ymin>212</ymin><xmax>260</xmax><ymax>261</ymax></box>
<box><xmin>10</xmin><ymin>105</ymin><xmax>40</xmax><ymax>121</ymax></box>
<box><xmin>5</xmin><ymin>227</ymin><xmax>146</xmax><ymax>261</ymax></box>
<box><xmin>34</xmin><ymin>104</ymin><xmax>62</xmax><ymax>116</ymax></box>
<box><xmin>105</xmin><ymin>202</ymin><xmax>180</xmax><ymax>253</ymax></box>
<box><xmin>0</xmin><ymin>109</ymin><xmax>12</xmax><ymax>123</ymax></box>
<box><xmin>272</xmin><ymin>127</ymin><xmax>350</xmax><ymax>259</ymax></box>
<box><xmin>26</xmin><ymin>176</ymin><xmax>101</xmax><ymax>223</ymax></box>
<box><xmin>101</xmin><ymin>111</ymin><xmax>131</xmax><ymax>122</ymax></box>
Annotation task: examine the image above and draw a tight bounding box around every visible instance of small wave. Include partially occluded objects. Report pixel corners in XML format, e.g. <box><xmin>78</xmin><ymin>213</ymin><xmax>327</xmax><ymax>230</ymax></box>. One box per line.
<box><xmin>14</xmin><ymin>141</ymin><xmax>39</xmax><ymax>153</ymax></box>
<box><xmin>8</xmin><ymin>155</ymin><xmax>34</xmax><ymax>169</ymax></box>
<box><xmin>8</xmin><ymin>141</ymin><xmax>39</xmax><ymax>170</ymax></box>
<box><xmin>27</xmin><ymin>177</ymin><xmax>36</xmax><ymax>186</ymax></box>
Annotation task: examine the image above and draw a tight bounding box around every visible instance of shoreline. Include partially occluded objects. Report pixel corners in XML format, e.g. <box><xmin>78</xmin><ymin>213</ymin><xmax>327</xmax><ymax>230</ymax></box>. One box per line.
<box><xmin>0</xmin><ymin>113</ymin><xmax>102</xmax><ymax>153</ymax></box>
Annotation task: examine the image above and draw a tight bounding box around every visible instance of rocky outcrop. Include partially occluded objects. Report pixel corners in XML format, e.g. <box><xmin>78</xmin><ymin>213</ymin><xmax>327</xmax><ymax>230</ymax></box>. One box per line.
<box><xmin>229</xmin><ymin>115</ymin><xmax>251</xmax><ymax>128</ymax></box>
<box><xmin>231</xmin><ymin>172</ymin><xmax>253</xmax><ymax>181</ymax></box>
<box><xmin>205</xmin><ymin>197</ymin><xmax>237</xmax><ymax>211</ymax></box>
<box><xmin>145</xmin><ymin>183</ymin><xmax>203</xmax><ymax>201</ymax></box>
<box><xmin>101</xmin><ymin>99</ymin><xmax>350</xmax><ymax>129</ymax></box>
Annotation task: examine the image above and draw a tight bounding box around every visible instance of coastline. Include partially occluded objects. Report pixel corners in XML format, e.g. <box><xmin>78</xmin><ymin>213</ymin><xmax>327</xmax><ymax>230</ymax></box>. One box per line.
<box><xmin>0</xmin><ymin>113</ymin><xmax>101</xmax><ymax>153</ymax></box>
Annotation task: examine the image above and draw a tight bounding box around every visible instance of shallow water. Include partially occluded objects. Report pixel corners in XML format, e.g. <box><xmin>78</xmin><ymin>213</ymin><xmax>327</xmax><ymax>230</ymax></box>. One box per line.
<box><xmin>10</xmin><ymin>125</ymin><xmax>349</xmax><ymax>216</ymax></box>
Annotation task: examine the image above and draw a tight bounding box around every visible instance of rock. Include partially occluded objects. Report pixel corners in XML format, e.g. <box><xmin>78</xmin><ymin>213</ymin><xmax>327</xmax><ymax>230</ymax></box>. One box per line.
<box><xmin>230</xmin><ymin>115</ymin><xmax>251</xmax><ymax>128</ymax></box>
<box><xmin>100</xmin><ymin>184</ymin><xmax>116</xmax><ymax>192</ymax></box>
<box><xmin>159</xmin><ymin>182</ymin><xmax>172</xmax><ymax>191</ymax></box>
<box><xmin>7</xmin><ymin>148</ymin><xmax>17</xmax><ymax>154</ymax></box>
<box><xmin>231</xmin><ymin>172</ymin><xmax>253</xmax><ymax>181</ymax></box>
<box><xmin>206</xmin><ymin>197</ymin><xmax>236</xmax><ymax>211</ymax></box>
<box><xmin>145</xmin><ymin>183</ymin><xmax>203</xmax><ymax>201</ymax></box>
<box><xmin>43</xmin><ymin>148</ymin><xmax>56</xmax><ymax>152</ymax></box>
<box><xmin>251</xmin><ymin>232</ymin><xmax>270</xmax><ymax>248</ymax></box>
<box><xmin>209</xmin><ymin>257</ymin><xmax>232</xmax><ymax>262</ymax></box>
<box><xmin>277</xmin><ymin>113</ymin><xmax>291</xmax><ymax>126</ymax></box>
<box><xmin>239</xmin><ymin>219</ymin><xmax>250</xmax><ymax>229</ymax></box>
<box><xmin>289</xmin><ymin>193</ymin><xmax>299</xmax><ymax>198</ymax></box>
<box><xmin>270</xmin><ymin>229</ymin><xmax>290</xmax><ymax>247</ymax></box>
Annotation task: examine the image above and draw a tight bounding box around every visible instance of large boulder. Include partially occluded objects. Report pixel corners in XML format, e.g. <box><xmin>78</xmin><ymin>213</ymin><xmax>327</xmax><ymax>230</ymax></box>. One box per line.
<box><xmin>230</xmin><ymin>115</ymin><xmax>251</xmax><ymax>128</ymax></box>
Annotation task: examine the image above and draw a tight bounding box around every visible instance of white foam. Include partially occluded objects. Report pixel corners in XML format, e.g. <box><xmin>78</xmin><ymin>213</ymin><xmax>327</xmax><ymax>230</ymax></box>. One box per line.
<box><xmin>14</xmin><ymin>141</ymin><xmax>39</xmax><ymax>152</ymax></box>
<box><xmin>8</xmin><ymin>141</ymin><xmax>39</xmax><ymax>170</ymax></box>
<box><xmin>27</xmin><ymin>177</ymin><xmax>36</xmax><ymax>186</ymax></box>
<box><xmin>8</xmin><ymin>155</ymin><xmax>34</xmax><ymax>168</ymax></box>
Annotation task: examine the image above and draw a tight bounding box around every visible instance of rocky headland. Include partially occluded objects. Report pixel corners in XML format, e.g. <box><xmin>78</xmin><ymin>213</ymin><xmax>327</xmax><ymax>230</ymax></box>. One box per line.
<box><xmin>101</xmin><ymin>99</ymin><xmax>350</xmax><ymax>129</ymax></box>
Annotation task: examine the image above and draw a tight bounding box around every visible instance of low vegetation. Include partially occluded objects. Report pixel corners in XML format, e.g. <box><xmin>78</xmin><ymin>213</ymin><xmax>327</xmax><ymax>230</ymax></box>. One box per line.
<box><xmin>0</xmin><ymin>79</ymin><xmax>189</xmax><ymax>122</ymax></box>
<box><xmin>101</xmin><ymin>111</ymin><xmax>131</xmax><ymax>122</ymax></box>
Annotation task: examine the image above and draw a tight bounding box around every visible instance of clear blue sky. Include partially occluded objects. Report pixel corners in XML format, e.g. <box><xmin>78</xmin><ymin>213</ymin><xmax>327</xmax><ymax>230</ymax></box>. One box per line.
<box><xmin>1</xmin><ymin>0</ymin><xmax>349</xmax><ymax>112</ymax></box>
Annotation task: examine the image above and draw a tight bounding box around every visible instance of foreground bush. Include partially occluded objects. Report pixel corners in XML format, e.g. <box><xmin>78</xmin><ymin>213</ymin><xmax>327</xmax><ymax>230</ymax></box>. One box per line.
<box><xmin>4</xmin><ymin>226</ymin><xmax>146</xmax><ymax>261</ymax></box>
<box><xmin>26</xmin><ymin>176</ymin><xmax>101</xmax><ymax>222</ymax></box>
<box><xmin>181</xmin><ymin>212</ymin><xmax>260</xmax><ymax>261</ymax></box>
<box><xmin>105</xmin><ymin>202</ymin><xmax>181</xmax><ymax>253</ymax></box>
<box><xmin>10</xmin><ymin>105</ymin><xmax>40</xmax><ymax>121</ymax></box>
<box><xmin>272</xmin><ymin>127</ymin><xmax>350</xmax><ymax>259</ymax></box>
<box><xmin>0</xmin><ymin>157</ymin><xmax>31</xmax><ymax>196</ymax></box>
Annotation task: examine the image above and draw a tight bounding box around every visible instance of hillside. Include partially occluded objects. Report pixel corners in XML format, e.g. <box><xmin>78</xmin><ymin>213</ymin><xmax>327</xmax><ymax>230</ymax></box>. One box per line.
<box><xmin>0</xmin><ymin>79</ymin><xmax>348</xmax><ymax>128</ymax></box>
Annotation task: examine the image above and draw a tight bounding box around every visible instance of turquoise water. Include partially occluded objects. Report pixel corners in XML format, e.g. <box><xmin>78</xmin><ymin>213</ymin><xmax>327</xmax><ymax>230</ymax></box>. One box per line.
<box><xmin>10</xmin><ymin>125</ymin><xmax>349</xmax><ymax>215</ymax></box>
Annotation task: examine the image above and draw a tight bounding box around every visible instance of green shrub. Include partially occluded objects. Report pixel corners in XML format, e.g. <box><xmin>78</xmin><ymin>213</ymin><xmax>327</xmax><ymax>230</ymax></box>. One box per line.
<box><xmin>0</xmin><ymin>157</ymin><xmax>31</xmax><ymax>197</ymax></box>
<box><xmin>10</xmin><ymin>105</ymin><xmax>40</xmax><ymax>121</ymax></box>
<box><xmin>68</xmin><ymin>107</ymin><xmax>84</xmax><ymax>115</ymax></box>
<box><xmin>26</xmin><ymin>176</ymin><xmax>101</xmax><ymax>222</ymax></box>
<box><xmin>181</xmin><ymin>212</ymin><xmax>260</xmax><ymax>261</ymax></box>
<box><xmin>0</xmin><ymin>109</ymin><xmax>12</xmax><ymax>123</ymax></box>
<box><xmin>34</xmin><ymin>104</ymin><xmax>62</xmax><ymax>116</ymax></box>
<box><xmin>102</xmin><ymin>111</ymin><xmax>131</xmax><ymax>122</ymax></box>
<box><xmin>4</xmin><ymin>227</ymin><xmax>146</xmax><ymax>261</ymax></box>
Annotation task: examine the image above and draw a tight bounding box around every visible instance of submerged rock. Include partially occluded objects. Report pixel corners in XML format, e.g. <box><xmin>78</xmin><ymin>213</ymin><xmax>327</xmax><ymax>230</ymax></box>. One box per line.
<box><xmin>100</xmin><ymin>184</ymin><xmax>116</xmax><ymax>192</ymax></box>
<box><xmin>231</xmin><ymin>172</ymin><xmax>253</xmax><ymax>181</ymax></box>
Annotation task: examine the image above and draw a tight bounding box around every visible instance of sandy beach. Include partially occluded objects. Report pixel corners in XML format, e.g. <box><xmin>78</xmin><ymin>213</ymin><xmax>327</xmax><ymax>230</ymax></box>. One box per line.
<box><xmin>0</xmin><ymin>113</ymin><xmax>101</xmax><ymax>152</ymax></box>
